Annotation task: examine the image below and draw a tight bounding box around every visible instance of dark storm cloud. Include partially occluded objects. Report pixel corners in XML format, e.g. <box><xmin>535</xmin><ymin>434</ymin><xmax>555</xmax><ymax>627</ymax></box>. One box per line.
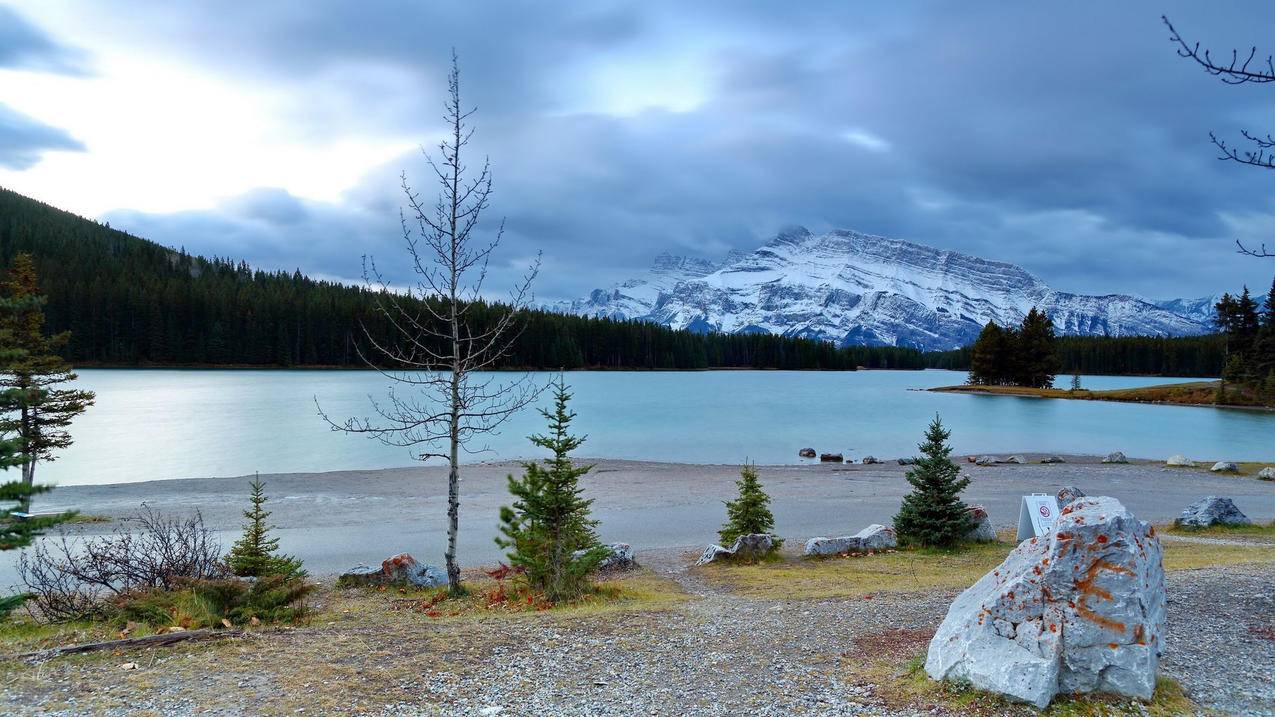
<box><xmin>0</xmin><ymin>4</ymin><xmax>88</xmax><ymax>74</ymax></box>
<box><xmin>82</xmin><ymin>0</ymin><xmax>1275</xmax><ymax>300</ymax></box>
<box><xmin>0</xmin><ymin>104</ymin><xmax>84</xmax><ymax>170</ymax></box>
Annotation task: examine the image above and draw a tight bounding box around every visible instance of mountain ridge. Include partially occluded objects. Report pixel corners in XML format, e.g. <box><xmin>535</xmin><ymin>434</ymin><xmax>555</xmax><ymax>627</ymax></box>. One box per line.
<box><xmin>551</xmin><ymin>227</ymin><xmax>1214</xmax><ymax>351</ymax></box>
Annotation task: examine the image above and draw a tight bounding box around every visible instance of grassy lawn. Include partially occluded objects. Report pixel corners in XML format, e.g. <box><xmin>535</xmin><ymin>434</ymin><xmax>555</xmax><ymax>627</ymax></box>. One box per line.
<box><xmin>1164</xmin><ymin>520</ymin><xmax>1275</xmax><ymax>541</ymax></box>
<box><xmin>696</xmin><ymin>536</ymin><xmax>1275</xmax><ymax>600</ymax></box>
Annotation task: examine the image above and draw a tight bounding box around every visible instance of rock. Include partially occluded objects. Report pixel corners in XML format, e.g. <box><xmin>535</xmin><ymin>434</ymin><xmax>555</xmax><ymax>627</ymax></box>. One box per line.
<box><xmin>696</xmin><ymin>534</ymin><xmax>776</xmax><ymax>565</ymax></box>
<box><xmin>1101</xmin><ymin>451</ymin><xmax>1128</xmax><ymax>464</ymax></box>
<box><xmin>925</xmin><ymin>497</ymin><xmax>1166</xmax><ymax>708</ymax></box>
<box><xmin>1259</xmin><ymin>467</ymin><xmax>1275</xmax><ymax>481</ymax></box>
<box><xmin>1209</xmin><ymin>461</ymin><xmax>1239</xmax><ymax>473</ymax></box>
<box><xmin>729</xmin><ymin>533</ymin><xmax>776</xmax><ymax>561</ymax></box>
<box><xmin>966</xmin><ymin>455</ymin><xmax>978</xmax><ymax>463</ymax></box>
<box><xmin>854</xmin><ymin>524</ymin><xmax>897</xmax><ymax>550</ymax></box>
<box><xmin>861</xmin><ymin>455</ymin><xmax>882</xmax><ymax>464</ymax></box>
<box><xmin>975</xmin><ymin>455</ymin><xmax>1001</xmax><ymax>466</ymax></box>
<box><xmin>803</xmin><ymin>535</ymin><xmax>860</xmax><ymax>557</ymax></box>
<box><xmin>577</xmin><ymin>543</ymin><xmax>637</xmax><ymax>572</ymax></box>
<box><xmin>119</xmin><ymin>662</ymin><xmax>138</xmax><ymax>671</ymax></box>
<box><xmin>819</xmin><ymin>452</ymin><xmax>844</xmax><ymax>463</ymax></box>
<box><xmin>1056</xmin><ymin>485</ymin><xmax>1086</xmax><ymax>507</ymax></box>
<box><xmin>1165</xmin><ymin>454</ymin><xmax>1195</xmax><ymax>467</ymax></box>
<box><xmin>695</xmin><ymin>544</ymin><xmax>732</xmax><ymax>565</ymax></box>
<box><xmin>798</xmin><ymin>447</ymin><xmax>816</xmax><ymax>458</ymax></box>
<box><xmin>897</xmin><ymin>457</ymin><xmax>917</xmax><ymax>465</ymax></box>
<box><xmin>1005</xmin><ymin>455</ymin><xmax>1027</xmax><ymax>464</ymax></box>
<box><xmin>1174</xmin><ymin>496</ymin><xmax>1252</xmax><ymax>528</ymax></box>
<box><xmin>1040</xmin><ymin>455</ymin><xmax>1066</xmax><ymax>464</ymax></box>
<box><xmin>964</xmin><ymin>505</ymin><xmax>997</xmax><ymax>542</ymax></box>
<box><xmin>338</xmin><ymin>553</ymin><xmax>447</xmax><ymax>588</ymax></box>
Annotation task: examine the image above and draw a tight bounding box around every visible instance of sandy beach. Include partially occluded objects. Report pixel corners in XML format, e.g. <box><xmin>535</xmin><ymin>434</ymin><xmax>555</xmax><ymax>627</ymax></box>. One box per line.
<box><xmin>10</xmin><ymin>455</ymin><xmax>1275</xmax><ymax>583</ymax></box>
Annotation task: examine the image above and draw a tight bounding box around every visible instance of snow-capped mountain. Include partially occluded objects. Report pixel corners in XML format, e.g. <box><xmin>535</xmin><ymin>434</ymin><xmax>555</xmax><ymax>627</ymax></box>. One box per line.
<box><xmin>550</xmin><ymin>227</ymin><xmax>1214</xmax><ymax>351</ymax></box>
<box><xmin>1149</xmin><ymin>295</ymin><xmax>1221</xmax><ymax>327</ymax></box>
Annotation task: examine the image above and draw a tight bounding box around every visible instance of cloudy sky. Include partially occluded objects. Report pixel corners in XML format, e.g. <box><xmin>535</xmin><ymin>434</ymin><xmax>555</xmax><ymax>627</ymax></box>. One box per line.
<box><xmin>1</xmin><ymin>1</ymin><xmax>1272</xmax><ymax>302</ymax></box>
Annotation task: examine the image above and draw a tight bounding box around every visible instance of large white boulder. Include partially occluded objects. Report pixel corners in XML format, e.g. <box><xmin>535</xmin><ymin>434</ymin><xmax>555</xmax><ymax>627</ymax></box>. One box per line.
<box><xmin>1101</xmin><ymin>451</ymin><xmax>1128</xmax><ymax>464</ymax></box>
<box><xmin>853</xmin><ymin>524</ymin><xmax>897</xmax><ymax>551</ymax></box>
<box><xmin>696</xmin><ymin>534</ymin><xmax>777</xmax><ymax>564</ymax></box>
<box><xmin>1259</xmin><ymin>467</ymin><xmax>1275</xmax><ymax>481</ymax></box>
<box><xmin>1209</xmin><ymin>461</ymin><xmax>1238</xmax><ymax>473</ymax></box>
<box><xmin>1175</xmin><ymin>496</ymin><xmax>1252</xmax><ymax>528</ymax></box>
<box><xmin>803</xmin><ymin>536</ymin><xmax>859</xmax><ymax>557</ymax></box>
<box><xmin>1165</xmin><ymin>454</ymin><xmax>1195</xmax><ymax>467</ymax></box>
<box><xmin>925</xmin><ymin>497</ymin><xmax>1165</xmax><ymax>708</ymax></box>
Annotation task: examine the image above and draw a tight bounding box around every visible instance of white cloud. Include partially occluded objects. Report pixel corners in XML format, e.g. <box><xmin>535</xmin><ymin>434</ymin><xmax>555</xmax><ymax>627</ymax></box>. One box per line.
<box><xmin>839</xmin><ymin>128</ymin><xmax>890</xmax><ymax>153</ymax></box>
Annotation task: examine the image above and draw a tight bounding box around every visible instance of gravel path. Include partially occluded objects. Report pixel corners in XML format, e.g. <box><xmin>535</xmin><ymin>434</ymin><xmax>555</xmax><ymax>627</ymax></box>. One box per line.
<box><xmin>4</xmin><ymin>549</ymin><xmax>1271</xmax><ymax>716</ymax></box>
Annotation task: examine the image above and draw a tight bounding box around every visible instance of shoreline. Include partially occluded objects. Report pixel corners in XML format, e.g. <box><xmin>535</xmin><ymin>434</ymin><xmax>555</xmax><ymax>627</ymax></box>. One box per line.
<box><xmin>929</xmin><ymin>381</ymin><xmax>1275</xmax><ymax>412</ymax></box>
<box><xmin>10</xmin><ymin>457</ymin><xmax>1274</xmax><ymax>583</ymax></box>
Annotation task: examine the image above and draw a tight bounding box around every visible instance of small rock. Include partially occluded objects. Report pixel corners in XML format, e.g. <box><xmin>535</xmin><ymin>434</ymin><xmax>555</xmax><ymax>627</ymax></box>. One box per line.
<box><xmin>1210</xmin><ymin>461</ymin><xmax>1239</xmax><ymax>473</ymax></box>
<box><xmin>1056</xmin><ymin>485</ymin><xmax>1086</xmax><ymax>507</ymax></box>
<box><xmin>819</xmin><ymin>452</ymin><xmax>844</xmax><ymax>463</ymax></box>
<box><xmin>803</xmin><ymin>535</ymin><xmax>860</xmax><ymax>557</ymax></box>
<box><xmin>220</xmin><ymin>618</ymin><xmax>233</xmax><ymax>629</ymax></box>
<box><xmin>695</xmin><ymin>544</ymin><xmax>733</xmax><ymax>566</ymax></box>
<box><xmin>897</xmin><ymin>457</ymin><xmax>917</xmax><ymax>465</ymax></box>
<box><xmin>861</xmin><ymin>455</ymin><xmax>882</xmax><ymax>465</ymax></box>
<box><xmin>1175</xmin><ymin>496</ymin><xmax>1252</xmax><ymax>528</ymax></box>
<box><xmin>338</xmin><ymin>553</ymin><xmax>446</xmax><ymax>588</ymax></box>
<box><xmin>853</xmin><ymin>524</ymin><xmax>897</xmax><ymax>550</ymax></box>
<box><xmin>1259</xmin><ymin>467</ymin><xmax>1275</xmax><ymax>481</ymax></box>
<box><xmin>167</xmin><ymin>626</ymin><xmax>186</xmax><ymax>633</ymax></box>
<box><xmin>1040</xmin><ymin>455</ymin><xmax>1066</xmax><ymax>464</ymax></box>
<box><xmin>479</xmin><ymin>707</ymin><xmax>503</xmax><ymax>716</ymax></box>
<box><xmin>575</xmin><ymin>543</ymin><xmax>637</xmax><ymax>572</ymax></box>
<box><xmin>119</xmin><ymin>662</ymin><xmax>138</xmax><ymax>671</ymax></box>
<box><xmin>798</xmin><ymin>447</ymin><xmax>816</xmax><ymax>458</ymax></box>
<box><xmin>964</xmin><ymin>505</ymin><xmax>997</xmax><ymax>542</ymax></box>
<box><xmin>975</xmin><ymin>455</ymin><xmax>1001</xmax><ymax>466</ymax></box>
<box><xmin>1102</xmin><ymin>451</ymin><xmax>1128</xmax><ymax>464</ymax></box>
<box><xmin>729</xmin><ymin>533</ymin><xmax>776</xmax><ymax>561</ymax></box>
<box><xmin>249</xmin><ymin>616</ymin><xmax>261</xmax><ymax>627</ymax></box>
<box><xmin>1166</xmin><ymin>454</ymin><xmax>1195</xmax><ymax>467</ymax></box>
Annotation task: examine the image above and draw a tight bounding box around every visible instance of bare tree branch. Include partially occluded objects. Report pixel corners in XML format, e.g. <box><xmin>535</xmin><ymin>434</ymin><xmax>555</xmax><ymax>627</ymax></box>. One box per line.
<box><xmin>316</xmin><ymin>51</ymin><xmax>544</xmax><ymax>593</ymax></box>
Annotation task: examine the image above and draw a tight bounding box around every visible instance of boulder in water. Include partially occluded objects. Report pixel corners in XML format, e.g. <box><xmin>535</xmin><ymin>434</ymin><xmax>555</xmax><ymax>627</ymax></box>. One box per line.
<box><xmin>798</xmin><ymin>447</ymin><xmax>816</xmax><ymax>458</ymax></box>
<box><xmin>861</xmin><ymin>455</ymin><xmax>883</xmax><ymax>465</ymax></box>
<box><xmin>1174</xmin><ymin>496</ymin><xmax>1252</xmax><ymax>528</ymax></box>
<box><xmin>819</xmin><ymin>452</ymin><xmax>844</xmax><ymax>463</ymax></box>
<box><xmin>925</xmin><ymin>496</ymin><xmax>1166</xmax><ymax>708</ymax></box>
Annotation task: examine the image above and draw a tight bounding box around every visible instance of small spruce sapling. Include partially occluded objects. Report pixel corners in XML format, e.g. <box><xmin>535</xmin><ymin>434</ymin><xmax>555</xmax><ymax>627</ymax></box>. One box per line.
<box><xmin>496</xmin><ymin>377</ymin><xmax>606</xmax><ymax>603</ymax></box>
<box><xmin>893</xmin><ymin>415</ymin><xmax>973</xmax><ymax>548</ymax></box>
<box><xmin>1070</xmin><ymin>372</ymin><xmax>1082</xmax><ymax>392</ymax></box>
<box><xmin>718</xmin><ymin>463</ymin><xmax>782</xmax><ymax>551</ymax></box>
<box><xmin>226</xmin><ymin>476</ymin><xmax>303</xmax><ymax>578</ymax></box>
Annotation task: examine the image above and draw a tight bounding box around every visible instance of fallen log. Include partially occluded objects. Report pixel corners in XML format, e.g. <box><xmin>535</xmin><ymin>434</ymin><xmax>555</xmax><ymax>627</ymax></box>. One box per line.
<box><xmin>12</xmin><ymin>628</ymin><xmax>244</xmax><ymax>660</ymax></box>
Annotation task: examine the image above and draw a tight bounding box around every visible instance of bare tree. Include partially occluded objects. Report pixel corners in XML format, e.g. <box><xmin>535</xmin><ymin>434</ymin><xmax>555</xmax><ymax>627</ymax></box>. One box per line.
<box><xmin>319</xmin><ymin>52</ymin><xmax>541</xmax><ymax>595</ymax></box>
<box><xmin>1164</xmin><ymin>15</ymin><xmax>1273</xmax><ymax>257</ymax></box>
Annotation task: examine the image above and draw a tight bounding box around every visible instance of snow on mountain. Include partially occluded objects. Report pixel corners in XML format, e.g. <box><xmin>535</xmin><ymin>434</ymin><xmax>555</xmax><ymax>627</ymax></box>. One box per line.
<box><xmin>551</xmin><ymin>227</ymin><xmax>1215</xmax><ymax>350</ymax></box>
<box><xmin>1149</xmin><ymin>295</ymin><xmax>1221</xmax><ymax>327</ymax></box>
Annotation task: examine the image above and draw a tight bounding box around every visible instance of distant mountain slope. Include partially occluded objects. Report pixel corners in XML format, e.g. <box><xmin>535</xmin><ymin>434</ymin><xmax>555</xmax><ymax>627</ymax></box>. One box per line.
<box><xmin>1150</xmin><ymin>295</ymin><xmax>1221</xmax><ymax>327</ymax></box>
<box><xmin>553</xmin><ymin>227</ymin><xmax>1214</xmax><ymax>351</ymax></box>
<box><xmin>0</xmin><ymin>187</ymin><xmax>900</xmax><ymax>369</ymax></box>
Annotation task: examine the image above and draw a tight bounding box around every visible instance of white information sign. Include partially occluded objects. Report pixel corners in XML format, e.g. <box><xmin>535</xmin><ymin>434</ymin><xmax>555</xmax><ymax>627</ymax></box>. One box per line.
<box><xmin>1016</xmin><ymin>493</ymin><xmax>1060</xmax><ymax>542</ymax></box>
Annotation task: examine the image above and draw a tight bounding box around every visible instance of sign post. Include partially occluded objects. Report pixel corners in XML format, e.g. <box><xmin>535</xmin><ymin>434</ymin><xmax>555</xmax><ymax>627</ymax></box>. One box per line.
<box><xmin>1016</xmin><ymin>493</ymin><xmax>1060</xmax><ymax>542</ymax></box>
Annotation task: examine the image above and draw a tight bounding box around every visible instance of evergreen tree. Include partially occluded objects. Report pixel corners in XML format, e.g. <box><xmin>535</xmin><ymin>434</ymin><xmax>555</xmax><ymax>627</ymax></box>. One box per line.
<box><xmin>0</xmin><ymin>254</ymin><xmax>95</xmax><ymax>507</ymax></box>
<box><xmin>893</xmin><ymin>415</ymin><xmax>973</xmax><ymax>548</ymax></box>
<box><xmin>1070</xmin><ymin>371</ymin><xmax>1082</xmax><ymax>392</ymax></box>
<box><xmin>496</xmin><ymin>378</ymin><xmax>605</xmax><ymax>603</ymax></box>
<box><xmin>968</xmin><ymin>322</ymin><xmax>1005</xmax><ymax>385</ymax></box>
<box><xmin>226</xmin><ymin>476</ymin><xmax>303</xmax><ymax>578</ymax></box>
<box><xmin>1015</xmin><ymin>307</ymin><xmax>1060</xmax><ymax>388</ymax></box>
<box><xmin>718</xmin><ymin>463</ymin><xmax>782</xmax><ymax>551</ymax></box>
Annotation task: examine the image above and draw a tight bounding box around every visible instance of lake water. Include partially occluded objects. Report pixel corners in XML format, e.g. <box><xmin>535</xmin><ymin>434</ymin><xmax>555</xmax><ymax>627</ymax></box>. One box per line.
<box><xmin>15</xmin><ymin>369</ymin><xmax>1272</xmax><ymax>486</ymax></box>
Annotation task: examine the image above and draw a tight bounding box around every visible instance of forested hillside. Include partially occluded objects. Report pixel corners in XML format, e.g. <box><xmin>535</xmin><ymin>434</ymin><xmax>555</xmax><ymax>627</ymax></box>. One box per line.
<box><xmin>924</xmin><ymin>334</ymin><xmax>1226</xmax><ymax>377</ymax></box>
<box><xmin>0</xmin><ymin>187</ymin><xmax>927</xmax><ymax>370</ymax></box>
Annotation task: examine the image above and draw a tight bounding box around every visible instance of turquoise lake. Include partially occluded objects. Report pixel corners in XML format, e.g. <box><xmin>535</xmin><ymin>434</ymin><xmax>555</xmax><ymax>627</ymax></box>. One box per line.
<box><xmin>20</xmin><ymin>369</ymin><xmax>1272</xmax><ymax>486</ymax></box>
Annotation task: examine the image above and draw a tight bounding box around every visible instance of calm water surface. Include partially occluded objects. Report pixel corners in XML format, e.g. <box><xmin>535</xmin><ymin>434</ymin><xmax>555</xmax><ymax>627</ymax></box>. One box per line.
<box><xmin>25</xmin><ymin>369</ymin><xmax>1275</xmax><ymax>485</ymax></box>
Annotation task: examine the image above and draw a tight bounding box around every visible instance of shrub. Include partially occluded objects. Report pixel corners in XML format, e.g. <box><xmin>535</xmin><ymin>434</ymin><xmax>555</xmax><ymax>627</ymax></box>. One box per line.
<box><xmin>893</xmin><ymin>415</ymin><xmax>973</xmax><ymax>548</ymax></box>
<box><xmin>226</xmin><ymin>476</ymin><xmax>304</xmax><ymax>578</ymax></box>
<box><xmin>18</xmin><ymin>506</ymin><xmax>226</xmax><ymax>622</ymax></box>
<box><xmin>718</xmin><ymin>463</ymin><xmax>782</xmax><ymax>551</ymax></box>
<box><xmin>115</xmin><ymin>574</ymin><xmax>313</xmax><ymax>630</ymax></box>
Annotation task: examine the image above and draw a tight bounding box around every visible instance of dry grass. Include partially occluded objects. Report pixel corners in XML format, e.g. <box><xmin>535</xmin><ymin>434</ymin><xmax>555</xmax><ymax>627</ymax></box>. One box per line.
<box><xmin>696</xmin><ymin>535</ymin><xmax>1275</xmax><ymax>600</ymax></box>
<box><xmin>864</xmin><ymin>652</ymin><xmax>1200</xmax><ymax>716</ymax></box>
<box><xmin>932</xmin><ymin>380</ymin><xmax>1273</xmax><ymax>409</ymax></box>
<box><xmin>1164</xmin><ymin>521</ymin><xmax>1275</xmax><ymax>540</ymax></box>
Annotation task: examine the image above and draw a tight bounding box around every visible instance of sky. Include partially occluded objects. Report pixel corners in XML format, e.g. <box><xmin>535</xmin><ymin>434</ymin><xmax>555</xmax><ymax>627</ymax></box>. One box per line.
<box><xmin>1</xmin><ymin>1</ymin><xmax>1273</xmax><ymax>303</ymax></box>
